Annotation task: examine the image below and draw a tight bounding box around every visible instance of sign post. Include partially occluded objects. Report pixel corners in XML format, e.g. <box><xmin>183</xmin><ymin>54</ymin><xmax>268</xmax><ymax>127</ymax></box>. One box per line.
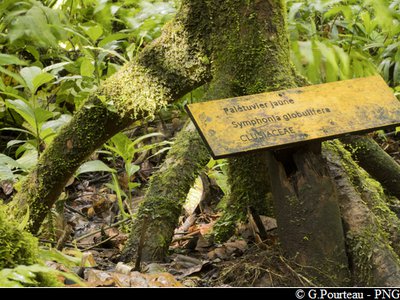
<box><xmin>186</xmin><ymin>76</ymin><xmax>400</xmax><ymax>159</ymax></box>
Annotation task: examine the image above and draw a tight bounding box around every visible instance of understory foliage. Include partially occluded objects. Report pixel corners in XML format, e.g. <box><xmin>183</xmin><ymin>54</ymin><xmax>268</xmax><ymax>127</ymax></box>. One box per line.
<box><xmin>289</xmin><ymin>0</ymin><xmax>400</xmax><ymax>91</ymax></box>
<box><xmin>0</xmin><ymin>0</ymin><xmax>177</xmax><ymax>182</ymax></box>
<box><xmin>0</xmin><ymin>0</ymin><xmax>399</xmax><ymax>286</ymax></box>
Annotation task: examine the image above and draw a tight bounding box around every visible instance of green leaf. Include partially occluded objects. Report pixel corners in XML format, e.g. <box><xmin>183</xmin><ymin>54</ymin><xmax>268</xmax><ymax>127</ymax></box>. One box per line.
<box><xmin>5</xmin><ymin>99</ymin><xmax>36</xmax><ymax>130</ymax></box>
<box><xmin>41</xmin><ymin>114</ymin><xmax>72</xmax><ymax>133</ymax></box>
<box><xmin>0</xmin><ymin>77</ymin><xmax>5</xmax><ymax>91</ymax></box>
<box><xmin>40</xmin><ymin>127</ymin><xmax>56</xmax><ymax>144</ymax></box>
<box><xmin>98</xmin><ymin>33</ymin><xmax>130</xmax><ymax>48</ymax></box>
<box><xmin>0</xmin><ymin>165</ymin><xmax>14</xmax><ymax>181</ymax></box>
<box><xmin>16</xmin><ymin>149</ymin><xmax>38</xmax><ymax>170</ymax></box>
<box><xmin>318</xmin><ymin>41</ymin><xmax>339</xmax><ymax>82</ymax></box>
<box><xmin>394</xmin><ymin>61</ymin><xmax>400</xmax><ymax>86</ymax></box>
<box><xmin>6</xmin><ymin>268</ymin><xmax>36</xmax><ymax>285</ymax></box>
<box><xmin>38</xmin><ymin>248</ymin><xmax>81</xmax><ymax>268</ymax></box>
<box><xmin>25</xmin><ymin>46</ymin><xmax>40</xmax><ymax>61</ymax></box>
<box><xmin>20</xmin><ymin>66</ymin><xmax>42</xmax><ymax>93</ymax></box>
<box><xmin>0</xmin><ymin>54</ymin><xmax>27</xmax><ymax>66</ymax></box>
<box><xmin>126</xmin><ymin>163</ymin><xmax>140</xmax><ymax>177</ymax></box>
<box><xmin>0</xmin><ymin>153</ymin><xmax>21</xmax><ymax>169</ymax></box>
<box><xmin>333</xmin><ymin>45</ymin><xmax>350</xmax><ymax>79</ymax></box>
<box><xmin>130</xmin><ymin>132</ymin><xmax>164</xmax><ymax>147</ymax></box>
<box><xmin>17</xmin><ymin>205</ymin><xmax>29</xmax><ymax>231</ymax></box>
<box><xmin>128</xmin><ymin>182</ymin><xmax>140</xmax><ymax>190</ymax></box>
<box><xmin>379</xmin><ymin>59</ymin><xmax>392</xmax><ymax>82</ymax></box>
<box><xmin>1</xmin><ymin>127</ymin><xmax>35</xmax><ymax>137</ymax></box>
<box><xmin>84</xmin><ymin>46</ymin><xmax>128</xmax><ymax>63</ymax></box>
<box><xmin>80</xmin><ymin>58</ymin><xmax>95</xmax><ymax>77</ymax></box>
<box><xmin>32</xmin><ymin>73</ymin><xmax>54</xmax><ymax>94</ymax></box>
<box><xmin>107</xmin><ymin>132</ymin><xmax>133</xmax><ymax>160</ymax></box>
<box><xmin>75</xmin><ymin>160</ymin><xmax>116</xmax><ymax>177</ymax></box>
<box><xmin>288</xmin><ymin>2</ymin><xmax>303</xmax><ymax>22</ymax></box>
<box><xmin>43</xmin><ymin>62</ymin><xmax>71</xmax><ymax>74</ymax></box>
<box><xmin>324</xmin><ymin>6</ymin><xmax>353</xmax><ymax>22</ymax></box>
<box><xmin>0</xmin><ymin>263</ymin><xmax>84</xmax><ymax>287</ymax></box>
<box><xmin>84</xmin><ymin>23</ymin><xmax>103</xmax><ymax>42</ymax></box>
<box><xmin>34</xmin><ymin>107</ymin><xmax>54</xmax><ymax>126</ymax></box>
<box><xmin>7</xmin><ymin>139</ymin><xmax>26</xmax><ymax>149</ymax></box>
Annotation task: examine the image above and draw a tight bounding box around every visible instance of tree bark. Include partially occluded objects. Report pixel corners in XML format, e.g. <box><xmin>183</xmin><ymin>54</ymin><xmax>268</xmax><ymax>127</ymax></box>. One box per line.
<box><xmin>341</xmin><ymin>135</ymin><xmax>400</xmax><ymax>199</ymax></box>
<box><xmin>323</xmin><ymin>140</ymin><xmax>400</xmax><ymax>286</ymax></box>
<box><xmin>266</xmin><ymin>144</ymin><xmax>351</xmax><ymax>286</ymax></box>
<box><xmin>212</xmin><ymin>0</ymin><xmax>350</xmax><ymax>285</ymax></box>
<box><xmin>12</xmin><ymin>0</ymin><xmax>212</xmax><ymax>233</ymax></box>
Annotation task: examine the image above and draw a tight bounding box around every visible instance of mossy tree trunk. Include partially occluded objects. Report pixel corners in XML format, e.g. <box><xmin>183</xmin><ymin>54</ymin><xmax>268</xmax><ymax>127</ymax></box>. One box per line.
<box><xmin>123</xmin><ymin>2</ymin><xmax>350</xmax><ymax>286</ymax></box>
<box><xmin>341</xmin><ymin>135</ymin><xmax>400</xmax><ymax>199</ymax></box>
<box><xmin>208</xmin><ymin>0</ymin><xmax>295</xmax><ymax>242</ymax></box>
<box><xmin>10</xmin><ymin>0</ymin><xmax>400</xmax><ymax>287</ymax></box>
<box><xmin>323</xmin><ymin>140</ymin><xmax>400</xmax><ymax>286</ymax></box>
<box><xmin>120</xmin><ymin>123</ymin><xmax>210</xmax><ymax>262</ymax></box>
<box><xmin>12</xmin><ymin>0</ymin><xmax>212</xmax><ymax>233</ymax></box>
<box><xmin>122</xmin><ymin>0</ymin><xmax>290</xmax><ymax>262</ymax></box>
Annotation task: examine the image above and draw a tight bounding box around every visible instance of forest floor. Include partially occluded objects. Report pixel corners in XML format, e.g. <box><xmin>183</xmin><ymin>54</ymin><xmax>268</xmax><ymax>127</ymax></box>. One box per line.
<box><xmin>2</xmin><ymin>112</ymin><xmax>400</xmax><ymax>287</ymax></box>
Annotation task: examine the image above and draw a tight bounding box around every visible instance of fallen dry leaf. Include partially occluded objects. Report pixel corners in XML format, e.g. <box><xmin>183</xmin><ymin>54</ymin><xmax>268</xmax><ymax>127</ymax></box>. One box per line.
<box><xmin>260</xmin><ymin>216</ymin><xmax>277</xmax><ymax>231</ymax></box>
<box><xmin>84</xmin><ymin>268</ymin><xmax>183</xmax><ymax>287</ymax></box>
<box><xmin>85</xmin><ymin>269</ymin><xmax>118</xmax><ymax>287</ymax></box>
<box><xmin>207</xmin><ymin>239</ymin><xmax>248</xmax><ymax>260</ymax></box>
<box><xmin>169</xmin><ymin>254</ymin><xmax>210</xmax><ymax>279</ymax></box>
<box><xmin>0</xmin><ymin>180</ymin><xmax>13</xmax><ymax>195</ymax></box>
<box><xmin>115</xmin><ymin>262</ymin><xmax>133</xmax><ymax>275</ymax></box>
<box><xmin>198</xmin><ymin>222</ymin><xmax>215</xmax><ymax>236</ymax></box>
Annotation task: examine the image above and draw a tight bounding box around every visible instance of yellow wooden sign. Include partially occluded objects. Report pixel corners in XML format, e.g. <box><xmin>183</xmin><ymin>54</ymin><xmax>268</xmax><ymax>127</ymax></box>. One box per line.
<box><xmin>186</xmin><ymin>76</ymin><xmax>400</xmax><ymax>158</ymax></box>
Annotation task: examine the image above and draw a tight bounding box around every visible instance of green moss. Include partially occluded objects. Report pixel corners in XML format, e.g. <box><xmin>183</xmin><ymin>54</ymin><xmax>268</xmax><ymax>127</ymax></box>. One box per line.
<box><xmin>99</xmin><ymin>63</ymin><xmax>168</xmax><ymax>119</ymax></box>
<box><xmin>0</xmin><ymin>204</ymin><xmax>38</xmax><ymax>269</ymax></box>
<box><xmin>342</xmin><ymin>136</ymin><xmax>400</xmax><ymax>200</ymax></box>
<box><xmin>212</xmin><ymin>213</ymin><xmax>240</xmax><ymax>243</ymax></box>
<box><xmin>0</xmin><ymin>203</ymin><xmax>62</xmax><ymax>287</ymax></box>
<box><xmin>204</xmin><ymin>0</ymin><xmax>295</xmax><ymax>99</ymax></box>
<box><xmin>36</xmin><ymin>272</ymin><xmax>63</xmax><ymax>287</ymax></box>
<box><xmin>98</xmin><ymin>1</ymin><xmax>212</xmax><ymax>120</ymax></box>
<box><xmin>346</xmin><ymin>224</ymin><xmax>393</xmax><ymax>285</ymax></box>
